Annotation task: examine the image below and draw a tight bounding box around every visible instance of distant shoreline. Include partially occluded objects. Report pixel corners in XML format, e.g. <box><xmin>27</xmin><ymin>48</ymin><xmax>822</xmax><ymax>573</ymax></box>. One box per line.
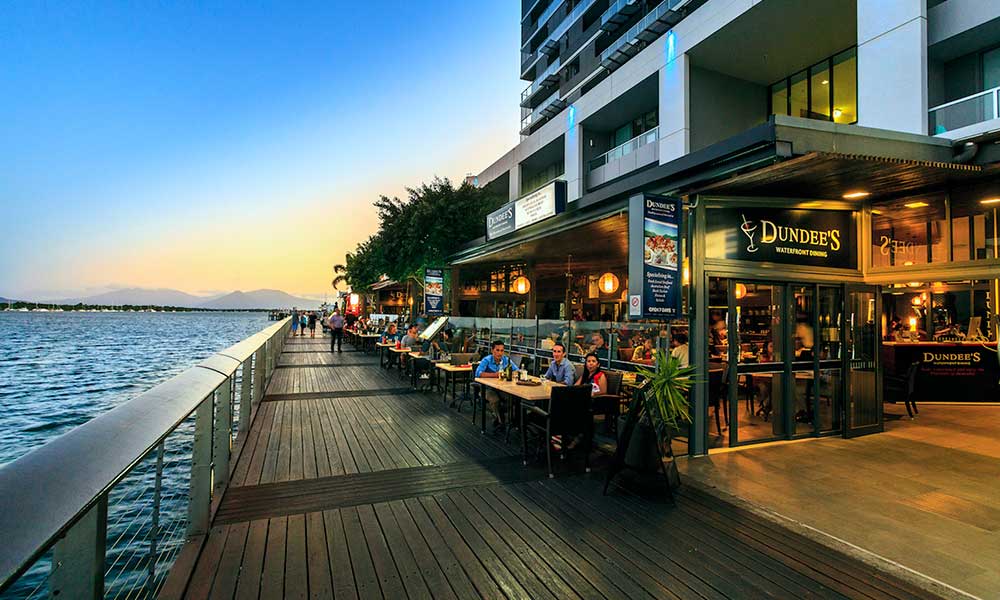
<box><xmin>0</xmin><ymin>303</ymin><xmax>278</xmax><ymax>313</ymax></box>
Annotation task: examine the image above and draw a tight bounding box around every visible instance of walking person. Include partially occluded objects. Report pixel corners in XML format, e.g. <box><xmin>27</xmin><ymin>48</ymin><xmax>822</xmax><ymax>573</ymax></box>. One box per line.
<box><xmin>328</xmin><ymin>310</ymin><xmax>345</xmax><ymax>353</ymax></box>
<box><xmin>290</xmin><ymin>308</ymin><xmax>299</xmax><ymax>337</ymax></box>
<box><xmin>308</xmin><ymin>311</ymin><xmax>317</xmax><ymax>338</ymax></box>
<box><xmin>299</xmin><ymin>312</ymin><xmax>308</xmax><ymax>336</ymax></box>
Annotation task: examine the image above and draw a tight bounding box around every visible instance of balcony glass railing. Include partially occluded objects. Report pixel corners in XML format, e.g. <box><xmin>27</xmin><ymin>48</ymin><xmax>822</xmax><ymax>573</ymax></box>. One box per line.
<box><xmin>929</xmin><ymin>86</ymin><xmax>1000</xmax><ymax>134</ymax></box>
<box><xmin>521</xmin><ymin>57</ymin><xmax>561</xmax><ymax>103</ymax></box>
<box><xmin>589</xmin><ymin>126</ymin><xmax>659</xmax><ymax>170</ymax></box>
<box><xmin>532</xmin><ymin>0</ymin><xmax>565</xmax><ymax>37</ymax></box>
<box><xmin>601</xmin><ymin>0</ymin><xmax>638</xmax><ymax>25</ymax></box>
<box><xmin>600</xmin><ymin>0</ymin><xmax>675</xmax><ymax>62</ymax></box>
<box><xmin>521</xmin><ymin>91</ymin><xmax>562</xmax><ymax>132</ymax></box>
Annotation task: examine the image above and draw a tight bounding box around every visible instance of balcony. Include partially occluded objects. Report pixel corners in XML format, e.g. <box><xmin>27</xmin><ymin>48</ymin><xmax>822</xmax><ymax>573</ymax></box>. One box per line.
<box><xmin>520</xmin><ymin>58</ymin><xmax>562</xmax><ymax>107</ymax></box>
<box><xmin>522</xmin><ymin>0</ymin><xmax>600</xmax><ymax>77</ymax></box>
<box><xmin>520</xmin><ymin>91</ymin><xmax>567</xmax><ymax>135</ymax></box>
<box><xmin>600</xmin><ymin>0</ymin><xmax>685</xmax><ymax>72</ymax></box>
<box><xmin>587</xmin><ymin>127</ymin><xmax>659</xmax><ymax>189</ymax></box>
<box><xmin>600</xmin><ymin>0</ymin><xmax>640</xmax><ymax>33</ymax></box>
<box><xmin>929</xmin><ymin>86</ymin><xmax>1000</xmax><ymax>140</ymax></box>
<box><xmin>522</xmin><ymin>0</ymin><xmax>566</xmax><ymax>59</ymax></box>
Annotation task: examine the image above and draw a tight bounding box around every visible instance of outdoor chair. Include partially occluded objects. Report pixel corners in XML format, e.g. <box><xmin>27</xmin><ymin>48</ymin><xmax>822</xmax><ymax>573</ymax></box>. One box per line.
<box><xmin>521</xmin><ymin>384</ymin><xmax>593</xmax><ymax>478</ymax></box>
<box><xmin>591</xmin><ymin>370</ymin><xmax>623</xmax><ymax>435</ymax></box>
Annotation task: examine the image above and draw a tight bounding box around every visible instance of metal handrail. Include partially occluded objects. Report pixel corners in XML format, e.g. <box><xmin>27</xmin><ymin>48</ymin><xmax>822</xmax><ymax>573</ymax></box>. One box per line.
<box><xmin>0</xmin><ymin>317</ymin><xmax>291</xmax><ymax>594</ymax></box>
<box><xmin>928</xmin><ymin>85</ymin><xmax>1000</xmax><ymax>112</ymax></box>
<box><xmin>589</xmin><ymin>126</ymin><xmax>659</xmax><ymax>170</ymax></box>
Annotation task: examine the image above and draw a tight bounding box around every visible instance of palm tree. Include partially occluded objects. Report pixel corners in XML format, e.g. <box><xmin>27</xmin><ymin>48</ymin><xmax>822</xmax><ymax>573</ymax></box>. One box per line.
<box><xmin>331</xmin><ymin>263</ymin><xmax>347</xmax><ymax>289</ymax></box>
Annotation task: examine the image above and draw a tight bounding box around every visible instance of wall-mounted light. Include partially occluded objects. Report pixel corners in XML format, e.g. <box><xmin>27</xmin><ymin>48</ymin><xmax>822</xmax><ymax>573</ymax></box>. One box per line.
<box><xmin>682</xmin><ymin>257</ymin><xmax>690</xmax><ymax>286</ymax></box>
<box><xmin>908</xmin><ymin>316</ymin><xmax>918</xmax><ymax>332</ymax></box>
<box><xmin>911</xmin><ymin>296</ymin><xmax>923</xmax><ymax>307</ymax></box>
<box><xmin>734</xmin><ymin>283</ymin><xmax>748</xmax><ymax>299</ymax></box>
<box><xmin>513</xmin><ymin>276</ymin><xmax>531</xmax><ymax>295</ymax></box>
<box><xmin>598</xmin><ymin>272</ymin><xmax>620</xmax><ymax>294</ymax></box>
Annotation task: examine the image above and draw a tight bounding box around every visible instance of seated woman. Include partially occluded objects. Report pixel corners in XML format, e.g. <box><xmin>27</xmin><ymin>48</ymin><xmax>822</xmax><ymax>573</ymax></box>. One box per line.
<box><xmin>576</xmin><ymin>352</ymin><xmax>608</xmax><ymax>396</ymax></box>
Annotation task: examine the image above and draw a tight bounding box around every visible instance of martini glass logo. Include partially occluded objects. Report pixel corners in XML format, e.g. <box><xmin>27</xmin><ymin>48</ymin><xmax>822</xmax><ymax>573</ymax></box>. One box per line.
<box><xmin>740</xmin><ymin>214</ymin><xmax>759</xmax><ymax>253</ymax></box>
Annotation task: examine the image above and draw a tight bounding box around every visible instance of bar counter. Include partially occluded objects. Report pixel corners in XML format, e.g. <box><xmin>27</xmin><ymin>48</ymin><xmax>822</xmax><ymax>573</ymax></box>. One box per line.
<box><xmin>883</xmin><ymin>341</ymin><xmax>1000</xmax><ymax>402</ymax></box>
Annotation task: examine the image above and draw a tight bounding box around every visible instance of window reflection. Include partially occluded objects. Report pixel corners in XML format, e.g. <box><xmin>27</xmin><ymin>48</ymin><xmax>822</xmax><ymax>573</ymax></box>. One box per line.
<box><xmin>871</xmin><ymin>196</ymin><xmax>948</xmax><ymax>267</ymax></box>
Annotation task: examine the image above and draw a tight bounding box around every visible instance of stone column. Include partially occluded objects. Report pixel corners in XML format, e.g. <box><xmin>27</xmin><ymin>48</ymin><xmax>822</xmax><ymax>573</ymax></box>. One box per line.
<box><xmin>659</xmin><ymin>51</ymin><xmax>690</xmax><ymax>164</ymax></box>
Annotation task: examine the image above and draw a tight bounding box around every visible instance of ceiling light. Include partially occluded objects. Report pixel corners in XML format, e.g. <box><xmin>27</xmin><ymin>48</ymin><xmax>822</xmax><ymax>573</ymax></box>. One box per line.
<box><xmin>833</xmin><ymin>108</ymin><xmax>843</xmax><ymax>118</ymax></box>
<box><xmin>904</xmin><ymin>201</ymin><xmax>929</xmax><ymax>208</ymax></box>
<box><xmin>871</xmin><ymin>209</ymin><xmax>883</xmax><ymax>215</ymax></box>
<box><xmin>821</xmin><ymin>80</ymin><xmax>829</xmax><ymax>85</ymax></box>
<box><xmin>843</xmin><ymin>191</ymin><xmax>869</xmax><ymax>199</ymax></box>
<box><xmin>981</xmin><ymin>198</ymin><xmax>1000</xmax><ymax>205</ymax></box>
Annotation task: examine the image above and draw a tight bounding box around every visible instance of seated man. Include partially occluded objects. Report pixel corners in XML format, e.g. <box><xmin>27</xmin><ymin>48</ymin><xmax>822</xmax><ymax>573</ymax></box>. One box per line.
<box><xmin>474</xmin><ymin>340</ymin><xmax>518</xmax><ymax>431</ymax></box>
<box><xmin>631</xmin><ymin>337</ymin><xmax>655</xmax><ymax>363</ymax></box>
<box><xmin>670</xmin><ymin>332</ymin><xmax>689</xmax><ymax>367</ymax></box>
<box><xmin>590</xmin><ymin>332</ymin><xmax>609</xmax><ymax>360</ymax></box>
<box><xmin>400</xmin><ymin>324</ymin><xmax>420</xmax><ymax>349</ymax></box>
<box><xmin>543</xmin><ymin>343</ymin><xmax>575</xmax><ymax>386</ymax></box>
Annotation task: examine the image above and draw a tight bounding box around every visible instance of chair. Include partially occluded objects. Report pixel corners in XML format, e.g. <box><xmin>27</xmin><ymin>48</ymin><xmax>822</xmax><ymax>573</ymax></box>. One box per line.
<box><xmin>591</xmin><ymin>371</ymin><xmax>623</xmax><ymax>434</ymax></box>
<box><xmin>521</xmin><ymin>385</ymin><xmax>594</xmax><ymax>478</ymax></box>
<box><xmin>618</xmin><ymin>347</ymin><xmax>634</xmax><ymax>362</ymax></box>
<box><xmin>573</xmin><ymin>363</ymin><xmax>584</xmax><ymax>383</ymax></box>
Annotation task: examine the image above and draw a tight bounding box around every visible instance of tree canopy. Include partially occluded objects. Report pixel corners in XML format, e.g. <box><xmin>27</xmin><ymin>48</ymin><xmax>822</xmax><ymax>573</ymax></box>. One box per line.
<box><xmin>344</xmin><ymin>177</ymin><xmax>505</xmax><ymax>289</ymax></box>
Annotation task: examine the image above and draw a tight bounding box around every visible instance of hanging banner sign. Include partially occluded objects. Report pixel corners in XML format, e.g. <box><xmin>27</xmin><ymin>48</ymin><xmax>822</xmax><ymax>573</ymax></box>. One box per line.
<box><xmin>424</xmin><ymin>268</ymin><xmax>444</xmax><ymax>316</ymax></box>
<box><xmin>708</xmin><ymin>207</ymin><xmax>857</xmax><ymax>269</ymax></box>
<box><xmin>485</xmin><ymin>180</ymin><xmax>567</xmax><ymax>241</ymax></box>
<box><xmin>628</xmin><ymin>194</ymin><xmax>682</xmax><ymax>319</ymax></box>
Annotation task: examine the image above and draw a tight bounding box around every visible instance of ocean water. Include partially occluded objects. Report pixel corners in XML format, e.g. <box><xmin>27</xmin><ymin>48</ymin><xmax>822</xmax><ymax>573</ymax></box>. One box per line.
<box><xmin>0</xmin><ymin>311</ymin><xmax>270</xmax><ymax>597</ymax></box>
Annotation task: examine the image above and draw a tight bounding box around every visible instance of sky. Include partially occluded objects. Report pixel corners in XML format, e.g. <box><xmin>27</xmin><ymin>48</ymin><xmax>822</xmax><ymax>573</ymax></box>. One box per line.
<box><xmin>0</xmin><ymin>2</ymin><xmax>521</xmax><ymax>301</ymax></box>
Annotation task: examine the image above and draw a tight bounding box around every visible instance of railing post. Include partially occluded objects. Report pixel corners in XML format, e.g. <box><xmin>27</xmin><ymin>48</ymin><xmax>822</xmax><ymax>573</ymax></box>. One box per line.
<box><xmin>994</xmin><ymin>88</ymin><xmax>999</xmax><ymax>121</ymax></box>
<box><xmin>50</xmin><ymin>494</ymin><xmax>107</xmax><ymax>600</ymax></box>
<box><xmin>213</xmin><ymin>378</ymin><xmax>232</xmax><ymax>496</ymax></box>
<box><xmin>187</xmin><ymin>395</ymin><xmax>214</xmax><ymax>537</ymax></box>
<box><xmin>146</xmin><ymin>441</ymin><xmax>164</xmax><ymax>595</ymax></box>
<box><xmin>239</xmin><ymin>358</ymin><xmax>253</xmax><ymax>433</ymax></box>
<box><xmin>254</xmin><ymin>348</ymin><xmax>265</xmax><ymax>405</ymax></box>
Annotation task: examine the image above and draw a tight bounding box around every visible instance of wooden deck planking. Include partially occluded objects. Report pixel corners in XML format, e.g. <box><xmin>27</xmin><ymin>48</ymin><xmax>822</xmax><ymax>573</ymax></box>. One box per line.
<box><xmin>172</xmin><ymin>331</ymin><xmax>947</xmax><ymax>600</ymax></box>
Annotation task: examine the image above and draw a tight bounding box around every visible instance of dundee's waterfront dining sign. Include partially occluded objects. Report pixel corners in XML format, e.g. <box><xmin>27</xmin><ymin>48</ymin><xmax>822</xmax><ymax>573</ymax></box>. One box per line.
<box><xmin>486</xmin><ymin>180</ymin><xmax>567</xmax><ymax>241</ymax></box>
<box><xmin>708</xmin><ymin>207</ymin><xmax>858</xmax><ymax>269</ymax></box>
<box><xmin>628</xmin><ymin>194</ymin><xmax>682</xmax><ymax>319</ymax></box>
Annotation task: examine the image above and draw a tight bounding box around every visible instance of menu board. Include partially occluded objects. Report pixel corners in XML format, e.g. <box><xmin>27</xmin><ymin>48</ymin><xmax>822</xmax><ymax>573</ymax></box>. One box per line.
<box><xmin>707</xmin><ymin>207</ymin><xmax>858</xmax><ymax>269</ymax></box>
<box><xmin>885</xmin><ymin>343</ymin><xmax>1000</xmax><ymax>402</ymax></box>
<box><xmin>424</xmin><ymin>268</ymin><xmax>444</xmax><ymax>316</ymax></box>
<box><xmin>628</xmin><ymin>194</ymin><xmax>682</xmax><ymax>319</ymax></box>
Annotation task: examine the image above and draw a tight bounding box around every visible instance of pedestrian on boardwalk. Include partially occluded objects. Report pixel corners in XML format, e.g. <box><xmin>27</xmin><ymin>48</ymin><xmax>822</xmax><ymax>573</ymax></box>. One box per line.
<box><xmin>328</xmin><ymin>310</ymin><xmax>345</xmax><ymax>353</ymax></box>
<box><xmin>290</xmin><ymin>308</ymin><xmax>299</xmax><ymax>336</ymax></box>
<box><xmin>308</xmin><ymin>311</ymin><xmax>317</xmax><ymax>338</ymax></box>
<box><xmin>299</xmin><ymin>312</ymin><xmax>308</xmax><ymax>336</ymax></box>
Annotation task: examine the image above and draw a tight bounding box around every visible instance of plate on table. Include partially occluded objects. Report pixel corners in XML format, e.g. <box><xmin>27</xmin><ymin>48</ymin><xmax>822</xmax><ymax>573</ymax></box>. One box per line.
<box><xmin>516</xmin><ymin>379</ymin><xmax>542</xmax><ymax>386</ymax></box>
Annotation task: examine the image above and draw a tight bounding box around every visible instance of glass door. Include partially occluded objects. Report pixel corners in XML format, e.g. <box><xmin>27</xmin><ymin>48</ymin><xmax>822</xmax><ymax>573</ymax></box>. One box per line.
<box><xmin>844</xmin><ymin>285</ymin><xmax>882</xmax><ymax>437</ymax></box>
<box><xmin>788</xmin><ymin>284</ymin><xmax>816</xmax><ymax>436</ymax></box>
<box><xmin>731</xmin><ymin>281</ymin><xmax>786</xmax><ymax>445</ymax></box>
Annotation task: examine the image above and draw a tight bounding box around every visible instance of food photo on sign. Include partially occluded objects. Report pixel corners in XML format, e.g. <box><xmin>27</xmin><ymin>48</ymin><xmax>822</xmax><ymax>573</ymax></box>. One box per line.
<box><xmin>644</xmin><ymin>219</ymin><xmax>678</xmax><ymax>269</ymax></box>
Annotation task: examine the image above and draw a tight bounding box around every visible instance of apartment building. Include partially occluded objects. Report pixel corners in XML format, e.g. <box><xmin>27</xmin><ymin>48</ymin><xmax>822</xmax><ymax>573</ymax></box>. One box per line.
<box><xmin>449</xmin><ymin>0</ymin><xmax>1000</xmax><ymax>455</ymax></box>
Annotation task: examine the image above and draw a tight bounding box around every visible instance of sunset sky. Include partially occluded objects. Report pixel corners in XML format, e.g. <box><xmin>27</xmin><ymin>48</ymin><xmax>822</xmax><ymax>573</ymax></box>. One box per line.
<box><xmin>0</xmin><ymin>2</ymin><xmax>520</xmax><ymax>300</ymax></box>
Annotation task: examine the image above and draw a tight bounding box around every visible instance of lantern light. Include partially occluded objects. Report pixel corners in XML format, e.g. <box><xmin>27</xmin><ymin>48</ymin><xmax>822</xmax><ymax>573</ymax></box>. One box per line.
<box><xmin>598</xmin><ymin>272</ymin><xmax>619</xmax><ymax>294</ymax></box>
<box><xmin>908</xmin><ymin>317</ymin><xmax>918</xmax><ymax>332</ymax></box>
<box><xmin>513</xmin><ymin>275</ymin><xmax>531</xmax><ymax>295</ymax></box>
<box><xmin>349</xmin><ymin>293</ymin><xmax>359</xmax><ymax>306</ymax></box>
<box><xmin>734</xmin><ymin>283</ymin><xmax>748</xmax><ymax>299</ymax></box>
<box><xmin>911</xmin><ymin>296</ymin><xmax>922</xmax><ymax>307</ymax></box>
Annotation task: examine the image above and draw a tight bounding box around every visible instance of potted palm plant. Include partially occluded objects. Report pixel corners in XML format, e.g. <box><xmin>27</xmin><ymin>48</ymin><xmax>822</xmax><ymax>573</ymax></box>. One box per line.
<box><xmin>624</xmin><ymin>351</ymin><xmax>697</xmax><ymax>485</ymax></box>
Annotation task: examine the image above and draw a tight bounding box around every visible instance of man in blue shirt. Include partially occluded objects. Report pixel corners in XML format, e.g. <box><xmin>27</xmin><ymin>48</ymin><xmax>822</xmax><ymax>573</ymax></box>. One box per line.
<box><xmin>475</xmin><ymin>340</ymin><xmax>518</xmax><ymax>430</ymax></box>
<box><xmin>544</xmin><ymin>343</ymin><xmax>576</xmax><ymax>386</ymax></box>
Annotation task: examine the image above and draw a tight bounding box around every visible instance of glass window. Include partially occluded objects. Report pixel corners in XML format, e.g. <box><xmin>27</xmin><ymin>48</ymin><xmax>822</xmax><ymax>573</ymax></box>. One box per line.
<box><xmin>871</xmin><ymin>196</ymin><xmax>948</xmax><ymax>267</ymax></box>
<box><xmin>789</xmin><ymin>70</ymin><xmax>808</xmax><ymax>119</ymax></box>
<box><xmin>832</xmin><ymin>48</ymin><xmax>857</xmax><ymax>124</ymax></box>
<box><xmin>810</xmin><ymin>61</ymin><xmax>831</xmax><ymax>120</ymax></box>
<box><xmin>951</xmin><ymin>192</ymin><xmax>999</xmax><ymax>261</ymax></box>
<box><xmin>734</xmin><ymin>282</ymin><xmax>785</xmax><ymax>443</ymax></box>
<box><xmin>770</xmin><ymin>79</ymin><xmax>788</xmax><ymax>116</ymax></box>
<box><xmin>983</xmin><ymin>47</ymin><xmax>1000</xmax><ymax>90</ymax></box>
<box><xmin>613</xmin><ymin>123</ymin><xmax>632</xmax><ymax>146</ymax></box>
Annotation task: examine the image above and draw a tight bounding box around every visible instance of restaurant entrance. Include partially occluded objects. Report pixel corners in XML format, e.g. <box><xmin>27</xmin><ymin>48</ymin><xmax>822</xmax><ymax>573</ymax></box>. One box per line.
<box><xmin>707</xmin><ymin>277</ymin><xmax>881</xmax><ymax>449</ymax></box>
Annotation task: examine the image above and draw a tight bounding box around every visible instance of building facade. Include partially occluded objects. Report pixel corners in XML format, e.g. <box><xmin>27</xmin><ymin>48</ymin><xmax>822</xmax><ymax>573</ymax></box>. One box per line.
<box><xmin>449</xmin><ymin>0</ymin><xmax>1000</xmax><ymax>456</ymax></box>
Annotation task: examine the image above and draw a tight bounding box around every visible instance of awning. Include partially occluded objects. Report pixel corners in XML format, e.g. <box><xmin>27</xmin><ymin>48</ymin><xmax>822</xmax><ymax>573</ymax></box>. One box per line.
<box><xmin>368</xmin><ymin>279</ymin><xmax>402</xmax><ymax>292</ymax></box>
<box><xmin>690</xmin><ymin>151</ymin><xmax>994</xmax><ymax>201</ymax></box>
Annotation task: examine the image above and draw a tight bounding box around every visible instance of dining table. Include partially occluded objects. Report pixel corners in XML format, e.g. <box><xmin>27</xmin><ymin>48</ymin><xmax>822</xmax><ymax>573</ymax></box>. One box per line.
<box><xmin>436</xmin><ymin>363</ymin><xmax>473</xmax><ymax>408</ymax></box>
<box><xmin>474</xmin><ymin>376</ymin><xmax>562</xmax><ymax>435</ymax></box>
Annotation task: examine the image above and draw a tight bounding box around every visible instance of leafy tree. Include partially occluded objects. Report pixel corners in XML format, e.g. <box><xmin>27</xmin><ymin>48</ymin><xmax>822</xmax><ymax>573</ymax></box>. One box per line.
<box><xmin>344</xmin><ymin>177</ymin><xmax>505</xmax><ymax>288</ymax></box>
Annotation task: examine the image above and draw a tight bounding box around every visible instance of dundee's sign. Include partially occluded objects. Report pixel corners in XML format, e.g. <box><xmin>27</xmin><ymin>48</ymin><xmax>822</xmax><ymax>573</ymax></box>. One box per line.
<box><xmin>711</xmin><ymin>208</ymin><xmax>857</xmax><ymax>269</ymax></box>
<box><xmin>485</xmin><ymin>180</ymin><xmax>567</xmax><ymax>241</ymax></box>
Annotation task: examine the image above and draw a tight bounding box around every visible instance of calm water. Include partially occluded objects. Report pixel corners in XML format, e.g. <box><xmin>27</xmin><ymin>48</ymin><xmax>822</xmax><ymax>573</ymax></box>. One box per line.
<box><xmin>0</xmin><ymin>311</ymin><xmax>270</xmax><ymax>598</ymax></box>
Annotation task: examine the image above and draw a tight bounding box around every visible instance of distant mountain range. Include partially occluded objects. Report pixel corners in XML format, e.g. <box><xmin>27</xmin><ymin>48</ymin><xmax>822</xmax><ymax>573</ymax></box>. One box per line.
<box><xmin>50</xmin><ymin>287</ymin><xmax>320</xmax><ymax>309</ymax></box>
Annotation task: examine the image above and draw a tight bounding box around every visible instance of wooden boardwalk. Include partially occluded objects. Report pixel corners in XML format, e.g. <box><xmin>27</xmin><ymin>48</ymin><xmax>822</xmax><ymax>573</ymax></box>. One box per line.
<box><xmin>166</xmin><ymin>332</ymin><xmax>945</xmax><ymax>600</ymax></box>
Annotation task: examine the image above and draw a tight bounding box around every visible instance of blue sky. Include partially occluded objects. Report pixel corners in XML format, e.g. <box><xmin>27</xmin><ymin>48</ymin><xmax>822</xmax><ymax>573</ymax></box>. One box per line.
<box><xmin>0</xmin><ymin>2</ymin><xmax>521</xmax><ymax>299</ymax></box>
